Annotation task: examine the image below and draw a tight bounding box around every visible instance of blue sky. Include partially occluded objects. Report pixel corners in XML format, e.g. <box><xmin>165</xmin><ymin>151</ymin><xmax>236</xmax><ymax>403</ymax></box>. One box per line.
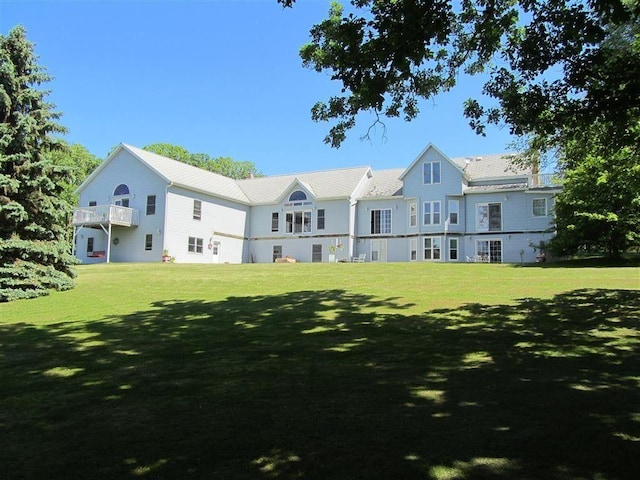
<box><xmin>2</xmin><ymin>0</ymin><xmax>517</xmax><ymax>176</ymax></box>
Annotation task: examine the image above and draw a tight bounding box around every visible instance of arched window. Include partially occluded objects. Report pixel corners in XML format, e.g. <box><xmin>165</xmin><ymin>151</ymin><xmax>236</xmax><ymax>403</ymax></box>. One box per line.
<box><xmin>289</xmin><ymin>190</ymin><xmax>307</xmax><ymax>202</ymax></box>
<box><xmin>114</xmin><ymin>184</ymin><xmax>130</xmax><ymax>196</ymax></box>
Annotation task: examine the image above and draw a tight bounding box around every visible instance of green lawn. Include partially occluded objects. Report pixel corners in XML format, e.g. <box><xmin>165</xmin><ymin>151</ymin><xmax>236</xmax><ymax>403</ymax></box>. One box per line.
<box><xmin>1</xmin><ymin>262</ymin><xmax>639</xmax><ymax>479</ymax></box>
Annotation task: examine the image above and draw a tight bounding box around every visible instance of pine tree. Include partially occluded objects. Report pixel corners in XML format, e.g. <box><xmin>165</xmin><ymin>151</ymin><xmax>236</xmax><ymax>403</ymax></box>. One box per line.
<box><xmin>0</xmin><ymin>26</ymin><xmax>75</xmax><ymax>301</ymax></box>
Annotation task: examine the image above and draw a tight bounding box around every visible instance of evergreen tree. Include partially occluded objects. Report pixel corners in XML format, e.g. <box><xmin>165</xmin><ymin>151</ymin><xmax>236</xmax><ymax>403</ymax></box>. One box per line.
<box><xmin>0</xmin><ymin>26</ymin><xmax>75</xmax><ymax>301</ymax></box>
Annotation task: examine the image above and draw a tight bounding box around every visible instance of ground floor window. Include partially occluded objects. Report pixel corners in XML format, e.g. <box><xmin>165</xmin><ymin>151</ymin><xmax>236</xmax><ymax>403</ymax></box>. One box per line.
<box><xmin>449</xmin><ymin>238</ymin><xmax>458</xmax><ymax>261</ymax></box>
<box><xmin>476</xmin><ymin>239</ymin><xmax>502</xmax><ymax>263</ymax></box>
<box><xmin>145</xmin><ymin>234</ymin><xmax>153</xmax><ymax>251</ymax></box>
<box><xmin>273</xmin><ymin>245</ymin><xmax>282</xmax><ymax>262</ymax></box>
<box><xmin>87</xmin><ymin>237</ymin><xmax>94</xmax><ymax>253</ymax></box>
<box><xmin>188</xmin><ymin>236</ymin><xmax>203</xmax><ymax>254</ymax></box>
<box><xmin>423</xmin><ymin>236</ymin><xmax>442</xmax><ymax>260</ymax></box>
<box><xmin>312</xmin><ymin>244</ymin><xmax>322</xmax><ymax>262</ymax></box>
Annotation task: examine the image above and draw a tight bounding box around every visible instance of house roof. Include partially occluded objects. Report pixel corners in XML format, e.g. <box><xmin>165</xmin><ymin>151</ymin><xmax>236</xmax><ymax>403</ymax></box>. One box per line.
<box><xmin>450</xmin><ymin>153</ymin><xmax>531</xmax><ymax>179</ymax></box>
<box><xmin>236</xmin><ymin>166</ymin><xmax>372</xmax><ymax>203</ymax></box>
<box><xmin>122</xmin><ymin>144</ymin><xmax>251</xmax><ymax>203</ymax></box>
<box><xmin>357</xmin><ymin>168</ymin><xmax>405</xmax><ymax>198</ymax></box>
<box><xmin>80</xmin><ymin>143</ymin><xmax>536</xmax><ymax>206</ymax></box>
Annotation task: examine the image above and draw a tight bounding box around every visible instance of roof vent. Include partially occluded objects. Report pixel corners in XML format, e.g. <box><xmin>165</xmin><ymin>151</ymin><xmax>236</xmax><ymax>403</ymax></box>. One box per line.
<box><xmin>476</xmin><ymin>156</ymin><xmax>483</xmax><ymax>161</ymax></box>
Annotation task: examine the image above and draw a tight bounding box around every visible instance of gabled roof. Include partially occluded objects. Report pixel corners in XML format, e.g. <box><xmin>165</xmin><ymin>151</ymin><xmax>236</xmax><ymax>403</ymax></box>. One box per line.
<box><xmin>121</xmin><ymin>144</ymin><xmax>251</xmax><ymax>203</ymax></box>
<box><xmin>357</xmin><ymin>168</ymin><xmax>404</xmax><ymax>199</ymax></box>
<box><xmin>236</xmin><ymin>166</ymin><xmax>372</xmax><ymax>204</ymax></box>
<box><xmin>399</xmin><ymin>143</ymin><xmax>466</xmax><ymax>180</ymax></box>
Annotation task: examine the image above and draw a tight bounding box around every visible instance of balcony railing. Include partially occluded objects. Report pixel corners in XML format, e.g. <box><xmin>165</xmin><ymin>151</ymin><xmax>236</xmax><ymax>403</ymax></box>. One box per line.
<box><xmin>529</xmin><ymin>173</ymin><xmax>563</xmax><ymax>188</ymax></box>
<box><xmin>72</xmin><ymin>205</ymin><xmax>139</xmax><ymax>227</ymax></box>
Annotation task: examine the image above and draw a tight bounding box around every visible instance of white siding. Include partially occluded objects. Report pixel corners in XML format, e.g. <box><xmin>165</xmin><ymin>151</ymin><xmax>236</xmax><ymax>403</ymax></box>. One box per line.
<box><xmin>164</xmin><ymin>187</ymin><xmax>249</xmax><ymax>264</ymax></box>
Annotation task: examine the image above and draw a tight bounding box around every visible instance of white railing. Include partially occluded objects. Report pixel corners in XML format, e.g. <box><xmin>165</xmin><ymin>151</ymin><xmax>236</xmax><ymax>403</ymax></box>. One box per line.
<box><xmin>530</xmin><ymin>173</ymin><xmax>563</xmax><ymax>188</ymax></box>
<box><xmin>72</xmin><ymin>205</ymin><xmax>139</xmax><ymax>226</ymax></box>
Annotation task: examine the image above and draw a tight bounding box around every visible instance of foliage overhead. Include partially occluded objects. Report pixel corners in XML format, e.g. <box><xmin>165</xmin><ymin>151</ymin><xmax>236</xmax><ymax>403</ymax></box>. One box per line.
<box><xmin>0</xmin><ymin>26</ymin><xmax>76</xmax><ymax>301</ymax></box>
<box><xmin>143</xmin><ymin>143</ymin><xmax>263</xmax><ymax>179</ymax></box>
<box><xmin>279</xmin><ymin>0</ymin><xmax>640</xmax><ymax>151</ymax></box>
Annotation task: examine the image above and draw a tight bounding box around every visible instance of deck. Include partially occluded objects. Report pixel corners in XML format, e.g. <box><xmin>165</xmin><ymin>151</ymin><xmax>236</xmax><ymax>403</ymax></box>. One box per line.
<box><xmin>72</xmin><ymin>205</ymin><xmax>139</xmax><ymax>227</ymax></box>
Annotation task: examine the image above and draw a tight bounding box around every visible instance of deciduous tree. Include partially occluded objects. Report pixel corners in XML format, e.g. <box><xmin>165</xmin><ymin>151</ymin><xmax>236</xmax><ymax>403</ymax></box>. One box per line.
<box><xmin>144</xmin><ymin>143</ymin><xmax>262</xmax><ymax>179</ymax></box>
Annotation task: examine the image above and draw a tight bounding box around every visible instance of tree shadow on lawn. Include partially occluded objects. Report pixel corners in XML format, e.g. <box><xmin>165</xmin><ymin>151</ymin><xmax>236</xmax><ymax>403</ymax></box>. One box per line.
<box><xmin>1</xmin><ymin>288</ymin><xmax>639</xmax><ymax>480</ymax></box>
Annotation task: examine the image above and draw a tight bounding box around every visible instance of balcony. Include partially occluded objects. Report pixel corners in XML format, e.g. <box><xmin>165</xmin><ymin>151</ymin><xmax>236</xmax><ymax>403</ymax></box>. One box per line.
<box><xmin>529</xmin><ymin>173</ymin><xmax>563</xmax><ymax>188</ymax></box>
<box><xmin>72</xmin><ymin>205</ymin><xmax>139</xmax><ymax>227</ymax></box>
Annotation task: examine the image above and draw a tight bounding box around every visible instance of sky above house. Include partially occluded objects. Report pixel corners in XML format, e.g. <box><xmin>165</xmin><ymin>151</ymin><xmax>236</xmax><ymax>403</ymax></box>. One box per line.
<box><xmin>2</xmin><ymin>0</ymin><xmax>519</xmax><ymax>176</ymax></box>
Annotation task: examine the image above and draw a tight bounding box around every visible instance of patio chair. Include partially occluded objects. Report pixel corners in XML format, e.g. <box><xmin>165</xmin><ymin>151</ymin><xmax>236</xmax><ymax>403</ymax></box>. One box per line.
<box><xmin>352</xmin><ymin>253</ymin><xmax>366</xmax><ymax>263</ymax></box>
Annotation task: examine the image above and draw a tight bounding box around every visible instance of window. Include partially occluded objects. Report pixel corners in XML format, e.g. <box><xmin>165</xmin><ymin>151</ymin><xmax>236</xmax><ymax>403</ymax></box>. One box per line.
<box><xmin>273</xmin><ymin>245</ymin><xmax>282</xmax><ymax>262</ymax></box>
<box><xmin>409</xmin><ymin>202</ymin><xmax>417</xmax><ymax>227</ymax></box>
<box><xmin>423</xmin><ymin>161</ymin><xmax>441</xmax><ymax>184</ymax></box>
<box><xmin>86</xmin><ymin>237</ymin><xmax>94</xmax><ymax>253</ymax></box>
<box><xmin>449</xmin><ymin>238</ymin><xmax>458</xmax><ymax>261</ymax></box>
<box><xmin>113</xmin><ymin>184</ymin><xmax>130</xmax><ymax>207</ymax></box>
<box><xmin>448</xmin><ymin>200</ymin><xmax>459</xmax><ymax>225</ymax></box>
<box><xmin>476</xmin><ymin>203</ymin><xmax>502</xmax><ymax>232</ymax></box>
<box><xmin>271</xmin><ymin>212</ymin><xmax>279</xmax><ymax>232</ymax></box>
<box><xmin>533</xmin><ymin>198</ymin><xmax>547</xmax><ymax>217</ymax></box>
<box><xmin>145</xmin><ymin>234</ymin><xmax>153</xmax><ymax>251</ymax></box>
<box><xmin>410</xmin><ymin>238</ymin><xmax>418</xmax><ymax>261</ymax></box>
<box><xmin>423</xmin><ymin>237</ymin><xmax>442</xmax><ymax>260</ymax></box>
<box><xmin>188</xmin><ymin>236</ymin><xmax>203</xmax><ymax>254</ymax></box>
<box><xmin>317</xmin><ymin>209</ymin><xmax>325</xmax><ymax>230</ymax></box>
<box><xmin>312</xmin><ymin>244</ymin><xmax>323</xmax><ymax>263</ymax></box>
<box><xmin>193</xmin><ymin>200</ymin><xmax>202</xmax><ymax>220</ymax></box>
<box><xmin>113</xmin><ymin>184</ymin><xmax>129</xmax><ymax>196</ymax></box>
<box><xmin>285</xmin><ymin>210</ymin><xmax>312</xmax><ymax>233</ymax></box>
<box><xmin>370</xmin><ymin>209</ymin><xmax>392</xmax><ymax>234</ymax></box>
<box><xmin>289</xmin><ymin>190</ymin><xmax>307</xmax><ymax>202</ymax></box>
<box><xmin>146</xmin><ymin>195</ymin><xmax>156</xmax><ymax>215</ymax></box>
<box><xmin>423</xmin><ymin>201</ymin><xmax>441</xmax><ymax>225</ymax></box>
<box><xmin>89</xmin><ymin>201</ymin><xmax>97</xmax><ymax>207</ymax></box>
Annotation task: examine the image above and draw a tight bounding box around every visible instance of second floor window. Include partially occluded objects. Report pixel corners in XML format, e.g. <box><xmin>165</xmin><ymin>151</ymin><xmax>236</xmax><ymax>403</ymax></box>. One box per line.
<box><xmin>286</xmin><ymin>211</ymin><xmax>312</xmax><ymax>233</ymax></box>
<box><xmin>423</xmin><ymin>201</ymin><xmax>441</xmax><ymax>225</ymax></box>
<box><xmin>370</xmin><ymin>209</ymin><xmax>391</xmax><ymax>234</ymax></box>
<box><xmin>271</xmin><ymin>212</ymin><xmax>279</xmax><ymax>232</ymax></box>
<box><xmin>146</xmin><ymin>195</ymin><xmax>156</xmax><ymax>215</ymax></box>
<box><xmin>317</xmin><ymin>209</ymin><xmax>325</xmax><ymax>230</ymax></box>
<box><xmin>193</xmin><ymin>200</ymin><xmax>202</xmax><ymax>220</ymax></box>
<box><xmin>448</xmin><ymin>200</ymin><xmax>459</xmax><ymax>225</ymax></box>
<box><xmin>476</xmin><ymin>203</ymin><xmax>502</xmax><ymax>232</ymax></box>
<box><xmin>533</xmin><ymin>198</ymin><xmax>547</xmax><ymax>217</ymax></box>
<box><xmin>409</xmin><ymin>202</ymin><xmax>417</xmax><ymax>227</ymax></box>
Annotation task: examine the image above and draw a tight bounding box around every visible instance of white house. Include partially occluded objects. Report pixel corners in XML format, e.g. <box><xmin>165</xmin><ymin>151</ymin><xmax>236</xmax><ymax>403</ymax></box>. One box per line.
<box><xmin>72</xmin><ymin>143</ymin><xmax>560</xmax><ymax>264</ymax></box>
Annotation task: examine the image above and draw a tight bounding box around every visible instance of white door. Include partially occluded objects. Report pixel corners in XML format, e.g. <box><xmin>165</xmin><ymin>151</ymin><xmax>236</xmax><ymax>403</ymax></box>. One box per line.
<box><xmin>371</xmin><ymin>239</ymin><xmax>387</xmax><ymax>262</ymax></box>
<box><xmin>211</xmin><ymin>241</ymin><xmax>221</xmax><ymax>263</ymax></box>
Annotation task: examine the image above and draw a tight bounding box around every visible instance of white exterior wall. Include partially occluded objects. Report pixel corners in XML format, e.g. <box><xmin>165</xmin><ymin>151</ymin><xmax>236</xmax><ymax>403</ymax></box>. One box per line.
<box><xmin>163</xmin><ymin>187</ymin><xmax>249</xmax><ymax>264</ymax></box>
<box><xmin>248</xmin><ymin>198</ymin><xmax>352</xmax><ymax>263</ymax></box>
<box><xmin>75</xmin><ymin>150</ymin><xmax>168</xmax><ymax>263</ymax></box>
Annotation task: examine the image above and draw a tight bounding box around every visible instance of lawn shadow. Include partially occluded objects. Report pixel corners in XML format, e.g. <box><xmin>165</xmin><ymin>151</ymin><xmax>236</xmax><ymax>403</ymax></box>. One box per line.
<box><xmin>1</xmin><ymin>288</ymin><xmax>639</xmax><ymax>479</ymax></box>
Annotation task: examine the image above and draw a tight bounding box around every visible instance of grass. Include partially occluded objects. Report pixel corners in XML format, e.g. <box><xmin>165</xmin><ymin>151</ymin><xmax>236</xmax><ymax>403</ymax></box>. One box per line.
<box><xmin>1</xmin><ymin>261</ymin><xmax>639</xmax><ymax>479</ymax></box>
